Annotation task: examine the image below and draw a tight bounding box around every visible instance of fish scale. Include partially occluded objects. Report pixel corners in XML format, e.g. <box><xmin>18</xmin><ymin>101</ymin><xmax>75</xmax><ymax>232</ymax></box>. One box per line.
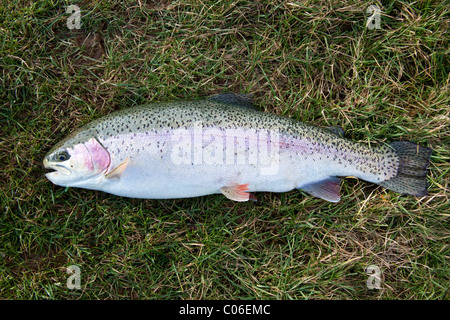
<box><xmin>43</xmin><ymin>94</ymin><xmax>431</xmax><ymax>202</ymax></box>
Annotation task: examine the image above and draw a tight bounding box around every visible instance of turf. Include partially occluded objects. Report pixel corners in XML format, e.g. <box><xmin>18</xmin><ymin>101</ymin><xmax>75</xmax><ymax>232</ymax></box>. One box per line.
<box><xmin>0</xmin><ymin>0</ymin><xmax>448</xmax><ymax>300</ymax></box>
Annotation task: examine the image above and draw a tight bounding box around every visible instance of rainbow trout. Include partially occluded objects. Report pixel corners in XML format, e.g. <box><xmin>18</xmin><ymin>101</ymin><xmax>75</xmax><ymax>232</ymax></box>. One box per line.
<box><xmin>43</xmin><ymin>94</ymin><xmax>431</xmax><ymax>202</ymax></box>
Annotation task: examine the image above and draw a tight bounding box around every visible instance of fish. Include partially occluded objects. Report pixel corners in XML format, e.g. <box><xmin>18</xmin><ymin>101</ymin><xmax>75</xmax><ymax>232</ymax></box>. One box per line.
<box><xmin>43</xmin><ymin>93</ymin><xmax>432</xmax><ymax>202</ymax></box>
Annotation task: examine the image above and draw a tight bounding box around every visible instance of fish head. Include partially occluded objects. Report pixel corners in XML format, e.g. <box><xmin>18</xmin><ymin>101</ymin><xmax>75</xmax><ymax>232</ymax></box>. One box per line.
<box><xmin>43</xmin><ymin>137</ymin><xmax>111</xmax><ymax>188</ymax></box>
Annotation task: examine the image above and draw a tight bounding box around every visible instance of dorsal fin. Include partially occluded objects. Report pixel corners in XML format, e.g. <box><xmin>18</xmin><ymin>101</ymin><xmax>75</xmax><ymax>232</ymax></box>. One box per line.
<box><xmin>326</xmin><ymin>126</ymin><xmax>345</xmax><ymax>137</ymax></box>
<box><xmin>208</xmin><ymin>93</ymin><xmax>255</xmax><ymax>110</ymax></box>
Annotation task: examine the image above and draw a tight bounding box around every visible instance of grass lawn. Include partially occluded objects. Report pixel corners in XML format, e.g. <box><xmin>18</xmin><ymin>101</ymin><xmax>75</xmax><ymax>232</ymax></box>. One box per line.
<box><xmin>0</xmin><ymin>0</ymin><xmax>448</xmax><ymax>299</ymax></box>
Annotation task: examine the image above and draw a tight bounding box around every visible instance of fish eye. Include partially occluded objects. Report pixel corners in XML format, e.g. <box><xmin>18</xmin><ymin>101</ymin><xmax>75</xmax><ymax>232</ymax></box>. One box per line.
<box><xmin>55</xmin><ymin>151</ymin><xmax>70</xmax><ymax>162</ymax></box>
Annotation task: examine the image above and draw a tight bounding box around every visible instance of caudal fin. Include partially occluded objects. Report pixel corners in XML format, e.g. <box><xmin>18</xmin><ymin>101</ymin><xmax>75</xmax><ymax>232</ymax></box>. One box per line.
<box><xmin>379</xmin><ymin>141</ymin><xmax>432</xmax><ymax>197</ymax></box>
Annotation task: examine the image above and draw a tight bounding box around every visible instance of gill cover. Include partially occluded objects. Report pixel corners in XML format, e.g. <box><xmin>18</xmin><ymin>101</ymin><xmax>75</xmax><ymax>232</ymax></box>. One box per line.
<box><xmin>44</xmin><ymin>138</ymin><xmax>111</xmax><ymax>187</ymax></box>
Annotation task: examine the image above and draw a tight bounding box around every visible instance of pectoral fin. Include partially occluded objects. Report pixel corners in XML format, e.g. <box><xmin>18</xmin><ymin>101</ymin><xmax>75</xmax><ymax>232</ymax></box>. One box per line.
<box><xmin>105</xmin><ymin>158</ymin><xmax>129</xmax><ymax>179</ymax></box>
<box><xmin>220</xmin><ymin>183</ymin><xmax>257</xmax><ymax>202</ymax></box>
<box><xmin>300</xmin><ymin>177</ymin><xmax>342</xmax><ymax>202</ymax></box>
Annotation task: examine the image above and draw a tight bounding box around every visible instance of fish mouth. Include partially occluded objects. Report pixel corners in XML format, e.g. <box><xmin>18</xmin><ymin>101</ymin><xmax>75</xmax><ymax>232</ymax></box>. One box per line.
<box><xmin>43</xmin><ymin>158</ymin><xmax>71</xmax><ymax>176</ymax></box>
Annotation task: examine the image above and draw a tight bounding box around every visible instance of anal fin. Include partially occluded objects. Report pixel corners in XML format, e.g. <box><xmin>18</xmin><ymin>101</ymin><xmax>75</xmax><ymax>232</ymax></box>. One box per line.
<box><xmin>300</xmin><ymin>177</ymin><xmax>342</xmax><ymax>202</ymax></box>
<box><xmin>220</xmin><ymin>183</ymin><xmax>257</xmax><ymax>202</ymax></box>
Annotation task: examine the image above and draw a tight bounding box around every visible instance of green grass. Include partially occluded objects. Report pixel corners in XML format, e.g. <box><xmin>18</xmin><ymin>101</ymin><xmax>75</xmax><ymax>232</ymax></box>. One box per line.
<box><xmin>0</xmin><ymin>0</ymin><xmax>449</xmax><ymax>299</ymax></box>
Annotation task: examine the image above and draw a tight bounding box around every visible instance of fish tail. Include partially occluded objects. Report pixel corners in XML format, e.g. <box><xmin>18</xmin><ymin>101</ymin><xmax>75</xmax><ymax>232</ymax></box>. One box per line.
<box><xmin>379</xmin><ymin>141</ymin><xmax>432</xmax><ymax>197</ymax></box>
